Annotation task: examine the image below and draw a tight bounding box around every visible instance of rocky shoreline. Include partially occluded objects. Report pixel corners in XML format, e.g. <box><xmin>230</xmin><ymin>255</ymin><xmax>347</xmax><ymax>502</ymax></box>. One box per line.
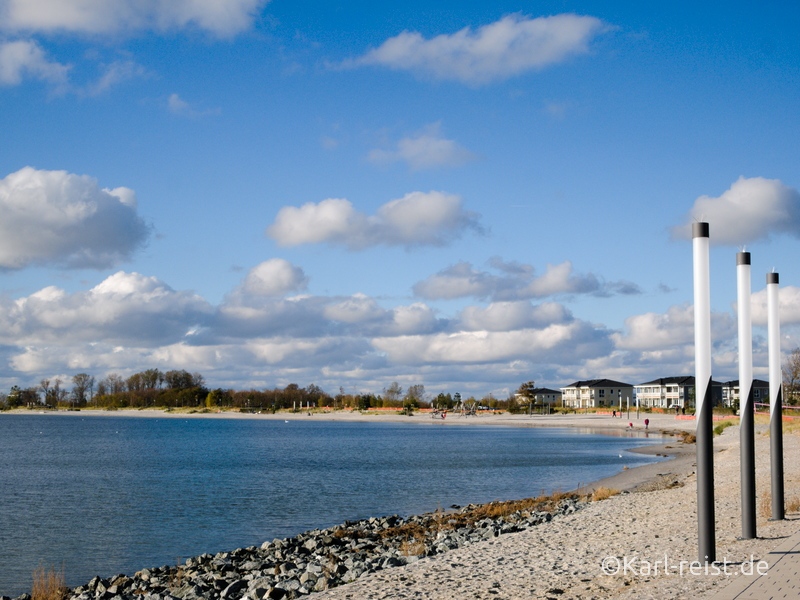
<box><xmin>6</xmin><ymin>497</ymin><xmax>585</xmax><ymax>600</ymax></box>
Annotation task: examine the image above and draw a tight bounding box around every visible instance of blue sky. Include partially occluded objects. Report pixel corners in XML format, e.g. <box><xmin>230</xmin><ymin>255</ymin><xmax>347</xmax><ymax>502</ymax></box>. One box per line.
<box><xmin>1</xmin><ymin>1</ymin><xmax>800</xmax><ymax>399</ymax></box>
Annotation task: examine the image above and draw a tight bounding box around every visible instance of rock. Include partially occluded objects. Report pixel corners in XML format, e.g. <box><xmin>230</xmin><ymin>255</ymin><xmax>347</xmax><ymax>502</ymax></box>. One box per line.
<box><xmin>220</xmin><ymin>580</ymin><xmax>247</xmax><ymax>600</ymax></box>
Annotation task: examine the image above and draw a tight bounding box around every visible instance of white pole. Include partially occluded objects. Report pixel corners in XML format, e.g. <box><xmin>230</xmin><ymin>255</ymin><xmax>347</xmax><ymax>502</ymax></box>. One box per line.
<box><xmin>737</xmin><ymin>252</ymin><xmax>756</xmax><ymax>538</ymax></box>
<box><xmin>693</xmin><ymin>222</ymin><xmax>715</xmax><ymax>563</ymax></box>
<box><xmin>767</xmin><ymin>272</ymin><xmax>785</xmax><ymax>520</ymax></box>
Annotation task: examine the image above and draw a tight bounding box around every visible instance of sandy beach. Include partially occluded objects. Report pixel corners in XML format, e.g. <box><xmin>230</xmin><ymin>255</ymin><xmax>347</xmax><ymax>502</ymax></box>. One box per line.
<box><xmin>5</xmin><ymin>408</ymin><xmax>798</xmax><ymax>599</ymax></box>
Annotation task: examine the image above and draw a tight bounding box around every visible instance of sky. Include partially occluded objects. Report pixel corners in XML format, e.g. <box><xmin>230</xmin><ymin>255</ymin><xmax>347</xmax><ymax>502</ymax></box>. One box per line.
<box><xmin>1</xmin><ymin>0</ymin><xmax>800</xmax><ymax>400</ymax></box>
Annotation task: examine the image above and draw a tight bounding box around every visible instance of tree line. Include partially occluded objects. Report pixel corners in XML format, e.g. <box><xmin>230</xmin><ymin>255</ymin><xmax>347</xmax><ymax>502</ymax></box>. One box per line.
<box><xmin>0</xmin><ymin>369</ymin><xmax>542</xmax><ymax>413</ymax></box>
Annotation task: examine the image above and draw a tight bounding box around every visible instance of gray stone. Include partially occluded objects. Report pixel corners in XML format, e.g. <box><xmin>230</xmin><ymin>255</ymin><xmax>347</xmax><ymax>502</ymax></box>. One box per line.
<box><xmin>220</xmin><ymin>580</ymin><xmax>247</xmax><ymax>600</ymax></box>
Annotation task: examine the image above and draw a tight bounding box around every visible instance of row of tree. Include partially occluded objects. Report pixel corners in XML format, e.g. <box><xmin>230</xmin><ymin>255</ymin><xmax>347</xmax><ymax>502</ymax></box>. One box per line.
<box><xmin>0</xmin><ymin>370</ymin><xmax>514</xmax><ymax>411</ymax></box>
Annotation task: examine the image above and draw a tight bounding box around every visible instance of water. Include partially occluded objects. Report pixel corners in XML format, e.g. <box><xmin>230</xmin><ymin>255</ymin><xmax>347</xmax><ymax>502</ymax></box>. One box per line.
<box><xmin>0</xmin><ymin>414</ymin><xmax>664</xmax><ymax>596</ymax></box>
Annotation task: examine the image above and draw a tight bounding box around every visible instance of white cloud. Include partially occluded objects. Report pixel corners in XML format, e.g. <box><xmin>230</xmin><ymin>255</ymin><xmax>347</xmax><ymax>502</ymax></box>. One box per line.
<box><xmin>266</xmin><ymin>191</ymin><xmax>482</xmax><ymax>249</ymax></box>
<box><xmin>0</xmin><ymin>271</ymin><xmax>213</xmax><ymax>347</ymax></box>
<box><xmin>347</xmin><ymin>13</ymin><xmax>607</xmax><ymax>85</ymax></box>
<box><xmin>0</xmin><ymin>167</ymin><xmax>150</xmax><ymax>269</ymax></box>
<box><xmin>322</xmin><ymin>296</ymin><xmax>440</xmax><ymax>336</ymax></box>
<box><xmin>672</xmin><ymin>176</ymin><xmax>800</xmax><ymax>245</ymax></box>
<box><xmin>0</xmin><ymin>0</ymin><xmax>268</xmax><ymax>37</ymax></box>
<box><xmin>0</xmin><ymin>39</ymin><xmax>69</xmax><ymax>86</ymax></box>
<box><xmin>323</xmin><ymin>293</ymin><xmax>385</xmax><ymax>325</ymax></box>
<box><xmin>239</xmin><ymin>259</ymin><xmax>308</xmax><ymax>298</ymax></box>
<box><xmin>613</xmin><ymin>304</ymin><xmax>735</xmax><ymax>352</ymax></box>
<box><xmin>86</xmin><ymin>59</ymin><xmax>148</xmax><ymax>95</ymax></box>
<box><xmin>751</xmin><ymin>285</ymin><xmax>800</xmax><ymax>326</ymax></box>
<box><xmin>368</xmin><ymin>123</ymin><xmax>475</xmax><ymax>170</ymax></box>
<box><xmin>459</xmin><ymin>301</ymin><xmax>571</xmax><ymax>332</ymax></box>
<box><xmin>612</xmin><ymin>305</ymin><xmax>695</xmax><ymax>351</ymax></box>
<box><xmin>167</xmin><ymin>92</ymin><xmax>220</xmax><ymax>117</ymax></box>
<box><xmin>372</xmin><ymin>320</ymin><xmax>611</xmax><ymax>366</ymax></box>
<box><xmin>523</xmin><ymin>261</ymin><xmax>600</xmax><ymax>297</ymax></box>
<box><xmin>413</xmin><ymin>259</ymin><xmax>640</xmax><ymax>301</ymax></box>
<box><xmin>413</xmin><ymin>262</ymin><xmax>494</xmax><ymax>299</ymax></box>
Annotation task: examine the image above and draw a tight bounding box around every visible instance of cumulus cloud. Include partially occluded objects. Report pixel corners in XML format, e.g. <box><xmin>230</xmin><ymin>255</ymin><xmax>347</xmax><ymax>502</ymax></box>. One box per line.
<box><xmin>239</xmin><ymin>259</ymin><xmax>309</xmax><ymax>298</ymax></box>
<box><xmin>0</xmin><ymin>167</ymin><xmax>150</xmax><ymax>269</ymax></box>
<box><xmin>368</xmin><ymin>123</ymin><xmax>475</xmax><ymax>170</ymax></box>
<box><xmin>413</xmin><ymin>259</ymin><xmax>641</xmax><ymax>301</ymax></box>
<box><xmin>613</xmin><ymin>304</ymin><xmax>735</xmax><ymax>351</ymax></box>
<box><xmin>372</xmin><ymin>320</ymin><xmax>612</xmax><ymax>366</ymax></box>
<box><xmin>0</xmin><ymin>0</ymin><xmax>268</xmax><ymax>37</ymax></box>
<box><xmin>458</xmin><ymin>301</ymin><xmax>572</xmax><ymax>332</ymax></box>
<box><xmin>0</xmin><ymin>39</ymin><xmax>69</xmax><ymax>86</ymax></box>
<box><xmin>751</xmin><ymin>285</ymin><xmax>800</xmax><ymax>326</ymax></box>
<box><xmin>672</xmin><ymin>176</ymin><xmax>800</xmax><ymax>245</ymax></box>
<box><xmin>345</xmin><ymin>13</ymin><xmax>607</xmax><ymax>85</ymax></box>
<box><xmin>322</xmin><ymin>296</ymin><xmax>441</xmax><ymax>336</ymax></box>
<box><xmin>0</xmin><ymin>271</ymin><xmax>213</xmax><ymax>347</ymax></box>
<box><xmin>266</xmin><ymin>191</ymin><xmax>482</xmax><ymax>249</ymax></box>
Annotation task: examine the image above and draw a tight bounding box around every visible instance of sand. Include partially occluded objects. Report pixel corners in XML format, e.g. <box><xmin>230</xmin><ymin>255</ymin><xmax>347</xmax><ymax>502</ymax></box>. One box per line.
<box><xmin>6</xmin><ymin>408</ymin><xmax>798</xmax><ymax>599</ymax></box>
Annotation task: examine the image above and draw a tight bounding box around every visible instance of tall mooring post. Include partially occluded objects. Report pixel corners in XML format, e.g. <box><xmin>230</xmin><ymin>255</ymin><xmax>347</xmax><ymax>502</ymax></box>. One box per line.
<box><xmin>693</xmin><ymin>222</ymin><xmax>715</xmax><ymax>563</ymax></box>
<box><xmin>737</xmin><ymin>252</ymin><xmax>756</xmax><ymax>539</ymax></box>
<box><xmin>767</xmin><ymin>272</ymin><xmax>785</xmax><ymax>521</ymax></box>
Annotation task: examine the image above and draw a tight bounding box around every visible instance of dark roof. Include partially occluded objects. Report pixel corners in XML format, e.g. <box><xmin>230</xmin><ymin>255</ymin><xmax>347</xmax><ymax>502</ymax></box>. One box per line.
<box><xmin>636</xmin><ymin>376</ymin><xmax>695</xmax><ymax>386</ymax></box>
<box><xmin>532</xmin><ymin>387</ymin><xmax>561</xmax><ymax>395</ymax></box>
<box><xmin>563</xmin><ymin>379</ymin><xmax>633</xmax><ymax>388</ymax></box>
<box><xmin>722</xmin><ymin>379</ymin><xmax>770</xmax><ymax>387</ymax></box>
<box><xmin>635</xmin><ymin>376</ymin><xmax>724</xmax><ymax>387</ymax></box>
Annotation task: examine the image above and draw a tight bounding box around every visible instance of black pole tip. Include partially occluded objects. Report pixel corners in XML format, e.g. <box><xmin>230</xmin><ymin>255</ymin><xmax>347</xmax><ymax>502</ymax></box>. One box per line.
<box><xmin>767</xmin><ymin>272</ymin><xmax>779</xmax><ymax>285</ymax></box>
<box><xmin>692</xmin><ymin>222</ymin><xmax>710</xmax><ymax>238</ymax></box>
<box><xmin>736</xmin><ymin>252</ymin><xmax>751</xmax><ymax>265</ymax></box>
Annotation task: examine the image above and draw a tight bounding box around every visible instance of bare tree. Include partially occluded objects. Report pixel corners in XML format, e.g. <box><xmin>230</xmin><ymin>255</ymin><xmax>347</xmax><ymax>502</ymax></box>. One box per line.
<box><xmin>100</xmin><ymin>373</ymin><xmax>126</xmax><ymax>395</ymax></box>
<box><xmin>783</xmin><ymin>347</ymin><xmax>800</xmax><ymax>405</ymax></box>
<box><xmin>383</xmin><ymin>382</ymin><xmax>403</xmax><ymax>404</ymax></box>
<box><xmin>72</xmin><ymin>373</ymin><xmax>95</xmax><ymax>406</ymax></box>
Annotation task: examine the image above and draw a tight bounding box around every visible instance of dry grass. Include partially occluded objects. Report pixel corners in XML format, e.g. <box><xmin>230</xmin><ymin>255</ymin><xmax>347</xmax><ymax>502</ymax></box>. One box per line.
<box><xmin>782</xmin><ymin>419</ymin><xmax>800</xmax><ymax>435</ymax></box>
<box><xmin>398</xmin><ymin>534</ymin><xmax>428</xmax><ymax>557</ymax></box>
<box><xmin>757</xmin><ymin>494</ymin><xmax>800</xmax><ymax>516</ymax></box>
<box><xmin>589</xmin><ymin>487</ymin><xmax>620</xmax><ymax>502</ymax></box>
<box><xmin>31</xmin><ymin>565</ymin><xmax>66</xmax><ymax>600</ymax></box>
<box><xmin>168</xmin><ymin>561</ymin><xmax>185</xmax><ymax>592</ymax></box>
<box><xmin>713</xmin><ymin>419</ymin><xmax>737</xmax><ymax>436</ymax></box>
<box><xmin>759</xmin><ymin>493</ymin><xmax>772</xmax><ymax>518</ymax></box>
<box><xmin>373</xmin><ymin>490</ymin><xmax>579</xmax><ymax>544</ymax></box>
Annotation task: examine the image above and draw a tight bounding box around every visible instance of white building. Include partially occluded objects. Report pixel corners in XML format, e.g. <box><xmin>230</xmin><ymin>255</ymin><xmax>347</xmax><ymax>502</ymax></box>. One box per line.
<box><xmin>634</xmin><ymin>376</ymin><xmax>723</xmax><ymax>409</ymax></box>
<box><xmin>560</xmin><ymin>379</ymin><xmax>633</xmax><ymax>409</ymax></box>
<box><xmin>720</xmin><ymin>379</ymin><xmax>770</xmax><ymax>408</ymax></box>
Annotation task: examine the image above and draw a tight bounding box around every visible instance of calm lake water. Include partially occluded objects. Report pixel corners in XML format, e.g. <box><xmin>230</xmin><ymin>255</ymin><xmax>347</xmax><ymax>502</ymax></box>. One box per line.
<box><xmin>0</xmin><ymin>414</ymin><xmax>663</xmax><ymax>596</ymax></box>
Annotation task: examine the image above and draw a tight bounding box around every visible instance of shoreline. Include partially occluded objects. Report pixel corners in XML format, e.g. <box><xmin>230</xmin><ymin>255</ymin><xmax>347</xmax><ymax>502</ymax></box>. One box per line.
<box><xmin>2</xmin><ymin>407</ymin><xmax>705</xmax><ymax>600</ymax></box>
<box><xmin>2</xmin><ymin>409</ymin><xmax>698</xmax><ymax>600</ymax></box>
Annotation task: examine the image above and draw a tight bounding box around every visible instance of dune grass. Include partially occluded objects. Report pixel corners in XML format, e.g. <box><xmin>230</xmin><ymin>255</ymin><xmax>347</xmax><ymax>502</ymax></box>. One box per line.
<box><xmin>31</xmin><ymin>566</ymin><xmax>66</xmax><ymax>600</ymax></box>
